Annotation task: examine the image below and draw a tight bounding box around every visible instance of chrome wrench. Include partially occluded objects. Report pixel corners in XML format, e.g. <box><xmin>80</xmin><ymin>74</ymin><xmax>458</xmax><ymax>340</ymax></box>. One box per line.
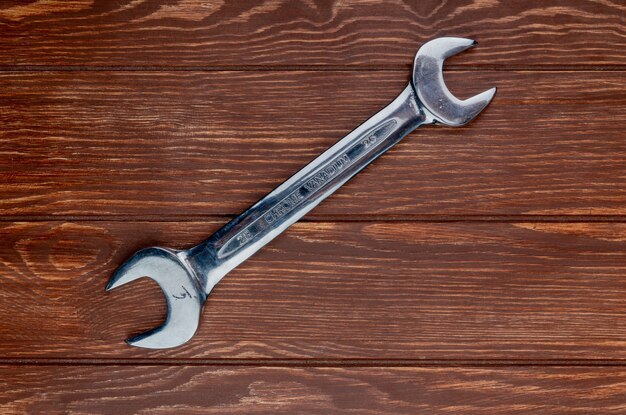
<box><xmin>106</xmin><ymin>37</ymin><xmax>496</xmax><ymax>349</ymax></box>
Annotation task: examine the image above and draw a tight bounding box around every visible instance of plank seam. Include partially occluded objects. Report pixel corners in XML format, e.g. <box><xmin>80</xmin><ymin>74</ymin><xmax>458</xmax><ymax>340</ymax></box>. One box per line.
<box><xmin>0</xmin><ymin>359</ymin><xmax>625</xmax><ymax>367</ymax></box>
<box><xmin>4</xmin><ymin>215</ymin><xmax>626</xmax><ymax>223</ymax></box>
<box><xmin>0</xmin><ymin>65</ymin><xmax>625</xmax><ymax>72</ymax></box>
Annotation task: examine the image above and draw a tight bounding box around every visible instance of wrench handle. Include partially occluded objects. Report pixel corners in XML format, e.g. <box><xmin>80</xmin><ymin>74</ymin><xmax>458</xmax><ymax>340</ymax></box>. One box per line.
<box><xmin>186</xmin><ymin>84</ymin><xmax>429</xmax><ymax>293</ymax></box>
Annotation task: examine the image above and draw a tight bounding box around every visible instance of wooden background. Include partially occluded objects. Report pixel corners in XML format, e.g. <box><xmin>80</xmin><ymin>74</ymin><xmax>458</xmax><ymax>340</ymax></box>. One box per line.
<box><xmin>1</xmin><ymin>1</ymin><xmax>625</xmax><ymax>413</ymax></box>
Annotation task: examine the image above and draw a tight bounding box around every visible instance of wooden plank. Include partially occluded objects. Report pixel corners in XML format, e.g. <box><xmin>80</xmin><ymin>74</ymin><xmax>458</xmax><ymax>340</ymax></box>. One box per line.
<box><xmin>0</xmin><ymin>1</ymin><xmax>624</xmax><ymax>68</ymax></box>
<box><xmin>1</xmin><ymin>70</ymin><xmax>625</xmax><ymax>218</ymax></box>
<box><xmin>0</xmin><ymin>365</ymin><xmax>624</xmax><ymax>414</ymax></box>
<box><xmin>1</xmin><ymin>220</ymin><xmax>625</xmax><ymax>360</ymax></box>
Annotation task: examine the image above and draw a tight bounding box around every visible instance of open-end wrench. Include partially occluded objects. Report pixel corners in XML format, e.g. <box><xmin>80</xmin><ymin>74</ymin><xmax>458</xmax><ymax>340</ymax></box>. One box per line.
<box><xmin>106</xmin><ymin>37</ymin><xmax>496</xmax><ymax>349</ymax></box>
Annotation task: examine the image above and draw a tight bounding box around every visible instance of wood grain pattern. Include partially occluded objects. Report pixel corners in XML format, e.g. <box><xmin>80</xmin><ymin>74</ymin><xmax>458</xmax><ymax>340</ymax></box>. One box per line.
<box><xmin>1</xmin><ymin>70</ymin><xmax>625</xmax><ymax>218</ymax></box>
<box><xmin>2</xmin><ymin>1</ymin><xmax>626</xmax><ymax>411</ymax></box>
<box><xmin>1</xmin><ymin>220</ymin><xmax>625</xmax><ymax>360</ymax></box>
<box><xmin>0</xmin><ymin>0</ymin><xmax>624</xmax><ymax>68</ymax></box>
<box><xmin>0</xmin><ymin>365</ymin><xmax>624</xmax><ymax>414</ymax></box>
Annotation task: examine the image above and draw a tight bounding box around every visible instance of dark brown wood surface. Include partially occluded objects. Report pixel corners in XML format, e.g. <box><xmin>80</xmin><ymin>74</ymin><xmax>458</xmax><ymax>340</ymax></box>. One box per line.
<box><xmin>0</xmin><ymin>0</ymin><xmax>625</xmax><ymax>413</ymax></box>
<box><xmin>0</xmin><ymin>0</ymin><xmax>624</xmax><ymax>68</ymax></box>
<box><xmin>2</xmin><ymin>71</ymin><xmax>625</xmax><ymax>218</ymax></box>
<box><xmin>1</xmin><ymin>220</ymin><xmax>626</xmax><ymax>360</ymax></box>
<box><xmin>1</xmin><ymin>366</ymin><xmax>624</xmax><ymax>414</ymax></box>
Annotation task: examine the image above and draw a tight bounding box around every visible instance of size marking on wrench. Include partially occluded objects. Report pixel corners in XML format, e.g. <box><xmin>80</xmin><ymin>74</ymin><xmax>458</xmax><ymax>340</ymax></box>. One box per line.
<box><xmin>106</xmin><ymin>37</ymin><xmax>496</xmax><ymax>349</ymax></box>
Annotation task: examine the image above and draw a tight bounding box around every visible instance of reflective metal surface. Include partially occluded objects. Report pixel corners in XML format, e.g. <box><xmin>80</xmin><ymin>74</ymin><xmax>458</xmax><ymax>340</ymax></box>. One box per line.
<box><xmin>106</xmin><ymin>37</ymin><xmax>496</xmax><ymax>349</ymax></box>
<box><xmin>413</xmin><ymin>37</ymin><xmax>497</xmax><ymax>126</ymax></box>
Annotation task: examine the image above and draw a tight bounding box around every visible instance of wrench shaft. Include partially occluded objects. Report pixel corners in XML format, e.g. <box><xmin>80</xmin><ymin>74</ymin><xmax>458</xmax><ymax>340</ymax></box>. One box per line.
<box><xmin>184</xmin><ymin>85</ymin><xmax>430</xmax><ymax>294</ymax></box>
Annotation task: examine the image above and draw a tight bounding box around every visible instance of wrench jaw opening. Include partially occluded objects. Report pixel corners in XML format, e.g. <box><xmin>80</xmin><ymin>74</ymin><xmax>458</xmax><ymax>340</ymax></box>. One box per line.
<box><xmin>412</xmin><ymin>37</ymin><xmax>496</xmax><ymax>126</ymax></box>
<box><xmin>106</xmin><ymin>247</ymin><xmax>206</xmax><ymax>349</ymax></box>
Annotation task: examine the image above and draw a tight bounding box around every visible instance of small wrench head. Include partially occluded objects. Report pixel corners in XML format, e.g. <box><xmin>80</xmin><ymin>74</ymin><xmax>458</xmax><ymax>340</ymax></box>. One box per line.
<box><xmin>106</xmin><ymin>247</ymin><xmax>205</xmax><ymax>349</ymax></box>
<box><xmin>412</xmin><ymin>37</ymin><xmax>496</xmax><ymax>126</ymax></box>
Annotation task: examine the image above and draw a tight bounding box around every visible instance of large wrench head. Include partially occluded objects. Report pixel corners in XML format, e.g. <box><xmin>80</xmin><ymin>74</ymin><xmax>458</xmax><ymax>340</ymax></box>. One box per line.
<box><xmin>413</xmin><ymin>37</ymin><xmax>496</xmax><ymax>126</ymax></box>
<box><xmin>106</xmin><ymin>247</ymin><xmax>205</xmax><ymax>349</ymax></box>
